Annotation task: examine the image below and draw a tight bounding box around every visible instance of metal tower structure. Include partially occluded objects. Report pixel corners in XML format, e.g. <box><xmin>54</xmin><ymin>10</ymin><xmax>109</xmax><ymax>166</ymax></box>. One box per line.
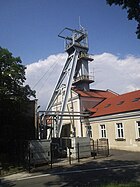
<box><xmin>46</xmin><ymin>27</ymin><xmax>93</xmax><ymax>137</ymax></box>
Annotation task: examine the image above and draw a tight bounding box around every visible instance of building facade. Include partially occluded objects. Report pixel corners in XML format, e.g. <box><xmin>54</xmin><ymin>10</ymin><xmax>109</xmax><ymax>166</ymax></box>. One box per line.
<box><xmin>52</xmin><ymin>87</ymin><xmax>117</xmax><ymax>138</ymax></box>
<box><xmin>83</xmin><ymin>90</ymin><xmax>140</xmax><ymax>152</ymax></box>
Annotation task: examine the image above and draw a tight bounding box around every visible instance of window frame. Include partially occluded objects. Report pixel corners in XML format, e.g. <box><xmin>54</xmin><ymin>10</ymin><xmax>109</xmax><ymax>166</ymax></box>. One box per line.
<box><xmin>99</xmin><ymin>124</ymin><xmax>107</xmax><ymax>139</ymax></box>
<box><xmin>85</xmin><ymin>125</ymin><xmax>92</xmax><ymax>138</ymax></box>
<box><xmin>135</xmin><ymin>121</ymin><xmax>140</xmax><ymax>141</ymax></box>
<box><xmin>115</xmin><ymin>122</ymin><xmax>125</xmax><ymax>141</ymax></box>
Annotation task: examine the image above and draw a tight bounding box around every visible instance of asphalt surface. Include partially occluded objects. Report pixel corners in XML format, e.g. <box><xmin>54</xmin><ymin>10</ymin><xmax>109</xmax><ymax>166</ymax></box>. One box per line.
<box><xmin>1</xmin><ymin>149</ymin><xmax>140</xmax><ymax>187</ymax></box>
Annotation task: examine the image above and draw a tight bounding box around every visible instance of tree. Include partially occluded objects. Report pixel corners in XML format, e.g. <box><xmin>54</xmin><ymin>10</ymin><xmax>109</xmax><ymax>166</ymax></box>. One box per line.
<box><xmin>106</xmin><ymin>0</ymin><xmax>140</xmax><ymax>39</ymax></box>
<box><xmin>0</xmin><ymin>47</ymin><xmax>35</xmax><ymax>101</ymax></box>
<box><xmin>0</xmin><ymin>47</ymin><xmax>36</xmax><ymax>164</ymax></box>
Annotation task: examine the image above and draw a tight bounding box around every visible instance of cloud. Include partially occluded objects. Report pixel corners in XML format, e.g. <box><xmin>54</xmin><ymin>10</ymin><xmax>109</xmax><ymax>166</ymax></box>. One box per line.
<box><xmin>25</xmin><ymin>52</ymin><xmax>140</xmax><ymax>109</ymax></box>
<box><xmin>25</xmin><ymin>53</ymin><xmax>67</xmax><ymax>109</ymax></box>
<box><xmin>92</xmin><ymin>53</ymin><xmax>140</xmax><ymax>94</ymax></box>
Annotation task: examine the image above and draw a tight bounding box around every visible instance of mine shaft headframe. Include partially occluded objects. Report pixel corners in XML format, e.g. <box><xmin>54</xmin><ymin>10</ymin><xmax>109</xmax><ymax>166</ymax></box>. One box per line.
<box><xmin>58</xmin><ymin>27</ymin><xmax>89</xmax><ymax>53</ymax></box>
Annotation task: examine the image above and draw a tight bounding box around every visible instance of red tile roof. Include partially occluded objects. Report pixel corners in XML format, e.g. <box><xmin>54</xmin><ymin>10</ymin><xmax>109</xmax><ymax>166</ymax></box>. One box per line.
<box><xmin>73</xmin><ymin>88</ymin><xmax>118</xmax><ymax>99</ymax></box>
<box><xmin>90</xmin><ymin>90</ymin><xmax>140</xmax><ymax>117</ymax></box>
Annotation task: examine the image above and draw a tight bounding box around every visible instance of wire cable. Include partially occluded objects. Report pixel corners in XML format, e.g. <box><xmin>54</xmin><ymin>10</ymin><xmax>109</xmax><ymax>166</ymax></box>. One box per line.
<box><xmin>32</xmin><ymin>62</ymin><xmax>57</xmax><ymax>89</ymax></box>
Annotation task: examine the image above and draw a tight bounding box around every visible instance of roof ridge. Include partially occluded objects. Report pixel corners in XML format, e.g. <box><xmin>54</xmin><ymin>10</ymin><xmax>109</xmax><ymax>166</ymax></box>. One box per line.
<box><xmin>106</xmin><ymin>89</ymin><xmax>119</xmax><ymax>96</ymax></box>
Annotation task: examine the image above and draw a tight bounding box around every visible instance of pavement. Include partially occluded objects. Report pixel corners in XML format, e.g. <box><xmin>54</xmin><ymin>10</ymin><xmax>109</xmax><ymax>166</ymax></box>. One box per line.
<box><xmin>1</xmin><ymin>172</ymin><xmax>32</xmax><ymax>183</ymax></box>
<box><xmin>1</xmin><ymin>149</ymin><xmax>140</xmax><ymax>185</ymax></box>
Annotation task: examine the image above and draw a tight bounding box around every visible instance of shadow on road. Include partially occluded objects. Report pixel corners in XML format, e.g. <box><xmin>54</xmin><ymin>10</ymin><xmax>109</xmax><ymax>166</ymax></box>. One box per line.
<box><xmin>42</xmin><ymin>150</ymin><xmax>140</xmax><ymax>186</ymax></box>
<box><xmin>41</xmin><ymin>160</ymin><xmax>140</xmax><ymax>186</ymax></box>
<box><xmin>2</xmin><ymin>150</ymin><xmax>140</xmax><ymax>187</ymax></box>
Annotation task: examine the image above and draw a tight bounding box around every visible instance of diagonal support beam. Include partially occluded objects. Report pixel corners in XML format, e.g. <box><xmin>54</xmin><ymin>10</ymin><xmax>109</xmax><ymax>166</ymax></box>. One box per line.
<box><xmin>47</xmin><ymin>54</ymin><xmax>74</xmax><ymax>111</ymax></box>
<box><xmin>58</xmin><ymin>49</ymin><xmax>79</xmax><ymax>137</ymax></box>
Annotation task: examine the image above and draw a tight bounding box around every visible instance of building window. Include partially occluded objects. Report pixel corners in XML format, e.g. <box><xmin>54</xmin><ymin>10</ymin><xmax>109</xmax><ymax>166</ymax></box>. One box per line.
<box><xmin>132</xmin><ymin>98</ymin><xmax>140</xmax><ymax>102</ymax></box>
<box><xmin>100</xmin><ymin>124</ymin><xmax>106</xmax><ymax>138</ymax></box>
<box><xmin>86</xmin><ymin>125</ymin><xmax>92</xmax><ymax>138</ymax></box>
<box><xmin>116</xmin><ymin>123</ymin><xmax>124</xmax><ymax>140</ymax></box>
<box><xmin>117</xmin><ymin>101</ymin><xmax>124</xmax><ymax>105</ymax></box>
<box><xmin>136</xmin><ymin>121</ymin><xmax>140</xmax><ymax>140</ymax></box>
<box><xmin>104</xmin><ymin>104</ymin><xmax>111</xmax><ymax>108</ymax></box>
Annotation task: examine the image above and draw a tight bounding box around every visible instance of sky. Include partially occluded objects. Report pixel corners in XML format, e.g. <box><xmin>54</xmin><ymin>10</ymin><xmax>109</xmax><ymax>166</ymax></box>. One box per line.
<box><xmin>0</xmin><ymin>0</ymin><xmax>140</xmax><ymax>109</ymax></box>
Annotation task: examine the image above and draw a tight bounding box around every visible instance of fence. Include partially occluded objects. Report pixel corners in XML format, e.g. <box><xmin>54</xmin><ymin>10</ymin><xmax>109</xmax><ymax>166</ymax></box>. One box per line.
<box><xmin>50</xmin><ymin>138</ymin><xmax>109</xmax><ymax>168</ymax></box>
<box><xmin>91</xmin><ymin>139</ymin><xmax>109</xmax><ymax>157</ymax></box>
<box><xmin>2</xmin><ymin>138</ymin><xmax>109</xmax><ymax>171</ymax></box>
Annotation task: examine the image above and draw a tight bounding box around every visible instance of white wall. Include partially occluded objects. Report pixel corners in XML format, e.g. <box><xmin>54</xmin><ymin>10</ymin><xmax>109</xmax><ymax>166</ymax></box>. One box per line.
<box><xmin>84</xmin><ymin>111</ymin><xmax>140</xmax><ymax>152</ymax></box>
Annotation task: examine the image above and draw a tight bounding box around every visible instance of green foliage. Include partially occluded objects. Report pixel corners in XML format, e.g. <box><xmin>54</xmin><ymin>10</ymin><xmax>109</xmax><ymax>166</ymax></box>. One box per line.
<box><xmin>0</xmin><ymin>47</ymin><xmax>36</xmax><ymax>164</ymax></box>
<box><xmin>106</xmin><ymin>0</ymin><xmax>140</xmax><ymax>39</ymax></box>
<box><xmin>0</xmin><ymin>47</ymin><xmax>35</xmax><ymax>101</ymax></box>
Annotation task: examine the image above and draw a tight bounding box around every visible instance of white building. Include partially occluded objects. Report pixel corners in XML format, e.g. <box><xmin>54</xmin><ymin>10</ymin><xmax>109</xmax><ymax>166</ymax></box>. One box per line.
<box><xmin>84</xmin><ymin>90</ymin><xmax>140</xmax><ymax>152</ymax></box>
<box><xmin>52</xmin><ymin>88</ymin><xmax>118</xmax><ymax>137</ymax></box>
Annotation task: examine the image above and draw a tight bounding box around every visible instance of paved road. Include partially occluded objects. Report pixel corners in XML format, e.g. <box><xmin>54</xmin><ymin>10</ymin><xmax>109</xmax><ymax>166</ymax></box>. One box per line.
<box><xmin>1</xmin><ymin>150</ymin><xmax>140</xmax><ymax>187</ymax></box>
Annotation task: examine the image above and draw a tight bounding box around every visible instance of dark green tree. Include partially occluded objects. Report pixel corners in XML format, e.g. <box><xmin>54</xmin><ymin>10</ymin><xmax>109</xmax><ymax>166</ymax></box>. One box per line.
<box><xmin>0</xmin><ymin>47</ymin><xmax>36</xmax><ymax>164</ymax></box>
<box><xmin>0</xmin><ymin>47</ymin><xmax>35</xmax><ymax>101</ymax></box>
<box><xmin>106</xmin><ymin>0</ymin><xmax>140</xmax><ymax>39</ymax></box>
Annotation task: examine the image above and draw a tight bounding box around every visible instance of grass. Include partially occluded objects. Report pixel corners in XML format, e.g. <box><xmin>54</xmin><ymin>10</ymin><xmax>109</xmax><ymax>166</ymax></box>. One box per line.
<box><xmin>102</xmin><ymin>182</ymin><xmax>140</xmax><ymax>187</ymax></box>
<box><xmin>1</xmin><ymin>163</ymin><xmax>25</xmax><ymax>176</ymax></box>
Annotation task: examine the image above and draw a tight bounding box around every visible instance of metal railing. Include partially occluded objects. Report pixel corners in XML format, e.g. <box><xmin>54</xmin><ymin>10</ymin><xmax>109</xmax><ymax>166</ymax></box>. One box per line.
<box><xmin>73</xmin><ymin>74</ymin><xmax>94</xmax><ymax>83</ymax></box>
